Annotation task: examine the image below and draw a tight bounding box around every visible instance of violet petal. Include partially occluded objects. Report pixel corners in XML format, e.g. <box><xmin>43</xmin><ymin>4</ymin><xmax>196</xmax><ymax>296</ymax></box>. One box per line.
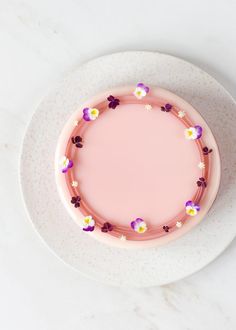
<box><xmin>185</xmin><ymin>200</ymin><xmax>193</xmax><ymax>207</ymax></box>
<box><xmin>165</xmin><ymin>103</ymin><xmax>172</xmax><ymax>110</ymax></box>
<box><xmin>68</xmin><ymin>160</ymin><xmax>73</xmax><ymax>168</ymax></box>
<box><xmin>137</xmin><ymin>83</ymin><xmax>144</xmax><ymax>88</ymax></box>
<box><xmin>107</xmin><ymin>95</ymin><xmax>114</xmax><ymax>101</ymax></box>
<box><xmin>195</xmin><ymin>125</ymin><xmax>202</xmax><ymax>139</ymax></box>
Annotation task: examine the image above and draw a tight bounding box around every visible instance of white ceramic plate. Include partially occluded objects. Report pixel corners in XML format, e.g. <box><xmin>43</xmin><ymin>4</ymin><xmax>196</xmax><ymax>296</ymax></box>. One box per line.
<box><xmin>20</xmin><ymin>51</ymin><xmax>236</xmax><ymax>287</ymax></box>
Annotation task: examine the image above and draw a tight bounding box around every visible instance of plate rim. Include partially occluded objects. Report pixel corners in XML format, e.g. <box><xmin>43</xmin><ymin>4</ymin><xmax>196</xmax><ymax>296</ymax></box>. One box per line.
<box><xmin>19</xmin><ymin>50</ymin><xmax>236</xmax><ymax>287</ymax></box>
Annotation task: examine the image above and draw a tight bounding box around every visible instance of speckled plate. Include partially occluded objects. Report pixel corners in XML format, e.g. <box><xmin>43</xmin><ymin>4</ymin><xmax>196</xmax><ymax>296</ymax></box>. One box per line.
<box><xmin>20</xmin><ymin>51</ymin><xmax>236</xmax><ymax>287</ymax></box>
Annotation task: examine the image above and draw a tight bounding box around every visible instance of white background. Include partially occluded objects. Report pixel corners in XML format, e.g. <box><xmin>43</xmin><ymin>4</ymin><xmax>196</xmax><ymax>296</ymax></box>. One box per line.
<box><xmin>0</xmin><ymin>0</ymin><xmax>236</xmax><ymax>329</ymax></box>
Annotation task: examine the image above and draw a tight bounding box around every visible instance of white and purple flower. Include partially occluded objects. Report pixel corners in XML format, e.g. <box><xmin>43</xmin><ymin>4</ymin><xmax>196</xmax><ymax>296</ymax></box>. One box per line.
<box><xmin>130</xmin><ymin>218</ymin><xmax>147</xmax><ymax>233</ymax></box>
<box><xmin>83</xmin><ymin>107</ymin><xmax>99</xmax><ymax>121</ymax></box>
<box><xmin>133</xmin><ymin>83</ymin><xmax>149</xmax><ymax>99</ymax></box>
<box><xmin>61</xmin><ymin>156</ymin><xmax>73</xmax><ymax>173</ymax></box>
<box><xmin>82</xmin><ymin>215</ymin><xmax>95</xmax><ymax>232</ymax></box>
<box><xmin>185</xmin><ymin>201</ymin><xmax>200</xmax><ymax>216</ymax></box>
<box><xmin>185</xmin><ymin>125</ymin><xmax>202</xmax><ymax>140</ymax></box>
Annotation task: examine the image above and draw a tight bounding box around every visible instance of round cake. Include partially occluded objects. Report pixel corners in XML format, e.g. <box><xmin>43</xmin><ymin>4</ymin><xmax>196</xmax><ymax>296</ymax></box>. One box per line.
<box><xmin>55</xmin><ymin>84</ymin><xmax>221</xmax><ymax>248</ymax></box>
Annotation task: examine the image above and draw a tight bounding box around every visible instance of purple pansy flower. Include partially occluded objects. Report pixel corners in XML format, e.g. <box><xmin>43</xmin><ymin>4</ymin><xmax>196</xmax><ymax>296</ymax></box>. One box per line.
<box><xmin>197</xmin><ymin>177</ymin><xmax>207</xmax><ymax>187</ymax></box>
<box><xmin>71</xmin><ymin>136</ymin><xmax>83</xmax><ymax>148</ymax></box>
<box><xmin>101</xmin><ymin>222</ymin><xmax>113</xmax><ymax>232</ymax></box>
<box><xmin>163</xmin><ymin>225</ymin><xmax>170</xmax><ymax>232</ymax></box>
<box><xmin>61</xmin><ymin>156</ymin><xmax>73</xmax><ymax>173</ymax></box>
<box><xmin>82</xmin><ymin>216</ymin><xmax>95</xmax><ymax>232</ymax></box>
<box><xmin>161</xmin><ymin>104</ymin><xmax>172</xmax><ymax>112</ymax></box>
<box><xmin>185</xmin><ymin>125</ymin><xmax>202</xmax><ymax>140</ymax></box>
<box><xmin>203</xmin><ymin>146</ymin><xmax>213</xmax><ymax>155</ymax></box>
<box><xmin>71</xmin><ymin>196</ymin><xmax>81</xmax><ymax>208</ymax></box>
<box><xmin>83</xmin><ymin>107</ymin><xmax>99</xmax><ymax>121</ymax></box>
<box><xmin>107</xmin><ymin>95</ymin><xmax>120</xmax><ymax>109</ymax></box>
<box><xmin>130</xmin><ymin>218</ymin><xmax>147</xmax><ymax>233</ymax></box>
<box><xmin>133</xmin><ymin>83</ymin><xmax>150</xmax><ymax>99</ymax></box>
<box><xmin>137</xmin><ymin>83</ymin><xmax>149</xmax><ymax>93</ymax></box>
<box><xmin>185</xmin><ymin>200</ymin><xmax>200</xmax><ymax>216</ymax></box>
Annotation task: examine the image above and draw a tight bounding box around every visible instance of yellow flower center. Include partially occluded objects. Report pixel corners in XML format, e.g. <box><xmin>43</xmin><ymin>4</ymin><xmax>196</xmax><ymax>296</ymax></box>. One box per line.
<box><xmin>62</xmin><ymin>158</ymin><xmax>68</xmax><ymax>167</ymax></box>
<box><xmin>188</xmin><ymin>130</ymin><xmax>193</xmax><ymax>136</ymax></box>
<box><xmin>137</xmin><ymin>225</ymin><xmax>147</xmax><ymax>233</ymax></box>
<box><xmin>91</xmin><ymin>109</ymin><xmax>98</xmax><ymax>116</ymax></box>
<box><xmin>188</xmin><ymin>208</ymin><xmax>195</xmax><ymax>215</ymax></box>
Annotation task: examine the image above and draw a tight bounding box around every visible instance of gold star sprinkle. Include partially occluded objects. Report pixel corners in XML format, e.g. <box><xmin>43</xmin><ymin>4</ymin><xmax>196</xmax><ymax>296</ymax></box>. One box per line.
<box><xmin>178</xmin><ymin>111</ymin><xmax>186</xmax><ymax>118</ymax></box>
<box><xmin>198</xmin><ymin>162</ymin><xmax>205</xmax><ymax>169</ymax></box>
<box><xmin>176</xmin><ymin>221</ymin><xmax>183</xmax><ymax>228</ymax></box>
<box><xmin>71</xmin><ymin>181</ymin><xmax>78</xmax><ymax>187</ymax></box>
<box><xmin>120</xmin><ymin>235</ymin><xmax>127</xmax><ymax>241</ymax></box>
<box><xmin>74</xmin><ymin>120</ymin><xmax>79</xmax><ymax>126</ymax></box>
<box><xmin>145</xmin><ymin>104</ymin><xmax>152</xmax><ymax>110</ymax></box>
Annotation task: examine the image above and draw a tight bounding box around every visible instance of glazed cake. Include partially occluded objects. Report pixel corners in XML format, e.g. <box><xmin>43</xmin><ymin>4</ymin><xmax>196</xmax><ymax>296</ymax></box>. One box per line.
<box><xmin>55</xmin><ymin>84</ymin><xmax>221</xmax><ymax>248</ymax></box>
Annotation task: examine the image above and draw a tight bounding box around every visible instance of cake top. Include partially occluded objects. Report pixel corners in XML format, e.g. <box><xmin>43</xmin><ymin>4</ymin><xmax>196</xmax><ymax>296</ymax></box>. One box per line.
<box><xmin>55</xmin><ymin>84</ymin><xmax>220</xmax><ymax>248</ymax></box>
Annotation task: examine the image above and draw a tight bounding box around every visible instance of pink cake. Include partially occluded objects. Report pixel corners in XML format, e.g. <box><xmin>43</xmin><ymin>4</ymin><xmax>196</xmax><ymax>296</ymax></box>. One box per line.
<box><xmin>55</xmin><ymin>84</ymin><xmax>221</xmax><ymax>248</ymax></box>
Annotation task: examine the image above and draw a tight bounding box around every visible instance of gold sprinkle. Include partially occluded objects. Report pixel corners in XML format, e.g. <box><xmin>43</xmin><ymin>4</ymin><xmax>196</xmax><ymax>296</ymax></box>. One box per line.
<box><xmin>178</xmin><ymin>111</ymin><xmax>186</xmax><ymax>118</ymax></box>
<box><xmin>176</xmin><ymin>221</ymin><xmax>183</xmax><ymax>228</ymax></box>
<box><xmin>198</xmin><ymin>162</ymin><xmax>205</xmax><ymax>169</ymax></box>
<box><xmin>145</xmin><ymin>104</ymin><xmax>152</xmax><ymax>110</ymax></box>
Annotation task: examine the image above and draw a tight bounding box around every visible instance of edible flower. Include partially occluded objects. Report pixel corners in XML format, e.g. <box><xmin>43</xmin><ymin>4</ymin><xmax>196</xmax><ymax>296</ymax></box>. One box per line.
<box><xmin>83</xmin><ymin>107</ymin><xmax>99</xmax><ymax>121</ymax></box>
<box><xmin>107</xmin><ymin>95</ymin><xmax>120</xmax><ymax>109</ymax></box>
<box><xmin>71</xmin><ymin>196</ymin><xmax>81</xmax><ymax>208</ymax></box>
<box><xmin>101</xmin><ymin>222</ymin><xmax>113</xmax><ymax>232</ymax></box>
<box><xmin>130</xmin><ymin>218</ymin><xmax>147</xmax><ymax>233</ymax></box>
<box><xmin>71</xmin><ymin>136</ymin><xmax>83</xmax><ymax>148</ymax></box>
<box><xmin>202</xmin><ymin>147</ymin><xmax>212</xmax><ymax>155</ymax></box>
<box><xmin>133</xmin><ymin>83</ymin><xmax>149</xmax><ymax>99</ymax></box>
<box><xmin>161</xmin><ymin>104</ymin><xmax>172</xmax><ymax>112</ymax></box>
<box><xmin>185</xmin><ymin>125</ymin><xmax>202</xmax><ymax>140</ymax></box>
<box><xmin>185</xmin><ymin>200</ymin><xmax>200</xmax><ymax>216</ymax></box>
<box><xmin>197</xmin><ymin>177</ymin><xmax>207</xmax><ymax>188</ymax></box>
<box><xmin>61</xmin><ymin>156</ymin><xmax>73</xmax><ymax>173</ymax></box>
<box><xmin>82</xmin><ymin>215</ymin><xmax>95</xmax><ymax>232</ymax></box>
